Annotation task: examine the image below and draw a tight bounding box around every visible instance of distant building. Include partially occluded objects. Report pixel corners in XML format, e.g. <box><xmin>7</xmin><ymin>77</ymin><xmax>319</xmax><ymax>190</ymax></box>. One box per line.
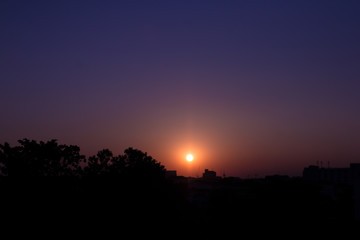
<box><xmin>303</xmin><ymin>164</ymin><xmax>360</xmax><ymax>185</ymax></box>
<box><xmin>202</xmin><ymin>169</ymin><xmax>217</xmax><ymax>181</ymax></box>
<box><xmin>303</xmin><ymin>163</ymin><xmax>360</xmax><ymax>221</ymax></box>
<box><xmin>351</xmin><ymin>164</ymin><xmax>360</xmax><ymax>221</ymax></box>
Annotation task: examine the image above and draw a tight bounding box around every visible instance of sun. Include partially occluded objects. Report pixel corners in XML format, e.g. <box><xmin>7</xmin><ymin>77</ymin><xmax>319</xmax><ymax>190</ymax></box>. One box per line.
<box><xmin>186</xmin><ymin>154</ymin><xmax>194</xmax><ymax>162</ymax></box>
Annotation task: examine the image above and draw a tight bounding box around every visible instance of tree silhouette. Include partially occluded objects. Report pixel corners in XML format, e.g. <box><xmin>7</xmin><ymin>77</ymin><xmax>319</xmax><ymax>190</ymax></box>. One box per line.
<box><xmin>0</xmin><ymin>139</ymin><xmax>165</xmax><ymax>181</ymax></box>
<box><xmin>122</xmin><ymin>147</ymin><xmax>165</xmax><ymax>182</ymax></box>
<box><xmin>0</xmin><ymin>139</ymin><xmax>85</xmax><ymax>176</ymax></box>
<box><xmin>84</xmin><ymin>149</ymin><xmax>115</xmax><ymax>176</ymax></box>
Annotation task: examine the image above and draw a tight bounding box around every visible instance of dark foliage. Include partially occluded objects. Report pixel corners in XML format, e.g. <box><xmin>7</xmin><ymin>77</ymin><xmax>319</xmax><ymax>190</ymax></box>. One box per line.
<box><xmin>0</xmin><ymin>139</ymin><xmax>166</xmax><ymax>180</ymax></box>
<box><xmin>0</xmin><ymin>139</ymin><xmax>84</xmax><ymax>176</ymax></box>
<box><xmin>0</xmin><ymin>139</ymin><xmax>181</xmax><ymax>227</ymax></box>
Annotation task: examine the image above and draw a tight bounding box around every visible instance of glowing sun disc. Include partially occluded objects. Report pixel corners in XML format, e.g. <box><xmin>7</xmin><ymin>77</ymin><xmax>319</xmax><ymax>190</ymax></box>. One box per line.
<box><xmin>186</xmin><ymin>154</ymin><xmax>194</xmax><ymax>162</ymax></box>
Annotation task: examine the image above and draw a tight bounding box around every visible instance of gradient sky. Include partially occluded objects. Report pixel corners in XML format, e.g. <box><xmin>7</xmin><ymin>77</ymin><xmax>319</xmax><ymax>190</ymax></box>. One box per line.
<box><xmin>1</xmin><ymin>0</ymin><xmax>360</xmax><ymax>177</ymax></box>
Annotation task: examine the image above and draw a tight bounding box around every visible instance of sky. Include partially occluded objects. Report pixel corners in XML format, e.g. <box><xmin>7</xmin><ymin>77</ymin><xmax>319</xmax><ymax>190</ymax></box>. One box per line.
<box><xmin>1</xmin><ymin>0</ymin><xmax>360</xmax><ymax>177</ymax></box>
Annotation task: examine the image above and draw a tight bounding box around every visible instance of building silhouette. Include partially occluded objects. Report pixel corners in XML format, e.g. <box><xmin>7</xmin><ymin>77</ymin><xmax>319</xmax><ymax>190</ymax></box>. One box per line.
<box><xmin>303</xmin><ymin>163</ymin><xmax>360</xmax><ymax>221</ymax></box>
<box><xmin>202</xmin><ymin>169</ymin><xmax>217</xmax><ymax>181</ymax></box>
<box><xmin>303</xmin><ymin>163</ymin><xmax>360</xmax><ymax>185</ymax></box>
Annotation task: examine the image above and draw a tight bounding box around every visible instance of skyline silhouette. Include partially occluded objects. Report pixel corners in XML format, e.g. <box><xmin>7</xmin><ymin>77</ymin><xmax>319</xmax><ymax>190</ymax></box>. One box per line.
<box><xmin>1</xmin><ymin>138</ymin><xmax>359</xmax><ymax>226</ymax></box>
<box><xmin>2</xmin><ymin>138</ymin><xmax>358</xmax><ymax>178</ymax></box>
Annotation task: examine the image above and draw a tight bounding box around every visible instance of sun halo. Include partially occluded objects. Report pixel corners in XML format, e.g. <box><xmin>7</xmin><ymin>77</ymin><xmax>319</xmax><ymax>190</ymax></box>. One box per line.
<box><xmin>186</xmin><ymin>154</ymin><xmax>194</xmax><ymax>162</ymax></box>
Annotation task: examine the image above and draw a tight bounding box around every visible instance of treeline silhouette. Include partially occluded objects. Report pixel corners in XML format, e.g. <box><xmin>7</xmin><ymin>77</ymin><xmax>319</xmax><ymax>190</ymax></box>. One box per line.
<box><xmin>0</xmin><ymin>139</ymin><xmax>188</xmax><ymax>227</ymax></box>
<box><xmin>0</xmin><ymin>139</ymin><xmax>357</xmax><ymax>230</ymax></box>
<box><xmin>0</xmin><ymin>139</ymin><xmax>165</xmax><ymax>178</ymax></box>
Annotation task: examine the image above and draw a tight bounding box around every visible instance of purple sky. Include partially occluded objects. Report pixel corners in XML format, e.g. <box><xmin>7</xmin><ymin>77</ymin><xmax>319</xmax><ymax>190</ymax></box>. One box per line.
<box><xmin>1</xmin><ymin>0</ymin><xmax>360</xmax><ymax>177</ymax></box>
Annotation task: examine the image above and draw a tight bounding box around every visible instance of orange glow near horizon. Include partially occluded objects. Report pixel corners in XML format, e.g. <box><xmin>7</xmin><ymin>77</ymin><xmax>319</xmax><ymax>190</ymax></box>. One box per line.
<box><xmin>164</xmin><ymin>141</ymin><xmax>209</xmax><ymax>177</ymax></box>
